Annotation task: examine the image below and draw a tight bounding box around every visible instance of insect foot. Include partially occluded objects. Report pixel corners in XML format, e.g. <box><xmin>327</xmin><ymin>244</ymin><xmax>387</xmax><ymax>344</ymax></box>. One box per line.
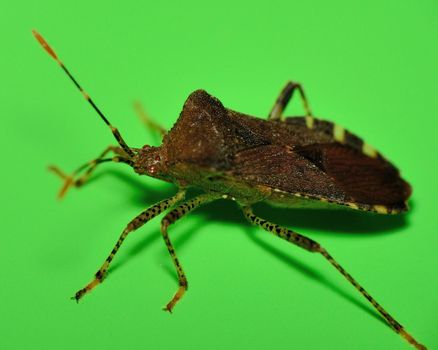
<box><xmin>71</xmin><ymin>267</ymin><xmax>108</xmax><ymax>302</ymax></box>
<box><xmin>162</xmin><ymin>280</ymin><xmax>188</xmax><ymax>313</ymax></box>
<box><xmin>400</xmin><ymin>330</ymin><xmax>427</xmax><ymax>350</ymax></box>
<box><xmin>48</xmin><ymin>165</ymin><xmax>75</xmax><ymax>199</ymax></box>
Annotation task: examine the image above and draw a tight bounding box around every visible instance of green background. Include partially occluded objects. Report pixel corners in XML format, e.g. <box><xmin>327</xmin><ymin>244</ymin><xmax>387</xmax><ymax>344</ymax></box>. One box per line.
<box><xmin>2</xmin><ymin>1</ymin><xmax>437</xmax><ymax>349</ymax></box>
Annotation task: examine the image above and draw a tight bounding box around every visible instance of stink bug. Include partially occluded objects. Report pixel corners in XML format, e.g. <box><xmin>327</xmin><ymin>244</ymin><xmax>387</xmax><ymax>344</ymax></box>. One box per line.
<box><xmin>33</xmin><ymin>30</ymin><xmax>426</xmax><ymax>350</ymax></box>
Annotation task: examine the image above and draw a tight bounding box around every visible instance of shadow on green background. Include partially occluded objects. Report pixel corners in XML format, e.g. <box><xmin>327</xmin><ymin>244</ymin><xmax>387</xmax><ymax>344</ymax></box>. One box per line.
<box><xmin>1</xmin><ymin>0</ymin><xmax>437</xmax><ymax>349</ymax></box>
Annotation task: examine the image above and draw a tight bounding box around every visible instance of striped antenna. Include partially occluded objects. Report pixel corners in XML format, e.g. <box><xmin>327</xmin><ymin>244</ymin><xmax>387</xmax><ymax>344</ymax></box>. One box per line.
<box><xmin>32</xmin><ymin>30</ymin><xmax>134</xmax><ymax>157</ymax></box>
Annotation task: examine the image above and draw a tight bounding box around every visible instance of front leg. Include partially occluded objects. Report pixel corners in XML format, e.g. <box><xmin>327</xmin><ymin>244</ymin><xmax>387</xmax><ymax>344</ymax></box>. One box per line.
<box><xmin>49</xmin><ymin>145</ymin><xmax>131</xmax><ymax>199</ymax></box>
<box><xmin>160</xmin><ymin>193</ymin><xmax>221</xmax><ymax>312</ymax></box>
<box><xmin>134</xmin><ymin>101</ymin><xmax>167</xmax><ymax>137</ymax></box>
<box><xmin>268</xmin><ymin>81</ymin><xmax>312</xmax><ymax>121</ymax></box>
<box><xmin>73</xmin><ymin>190</ymin><xmax>186</xmax><ymax>301</ymax></box>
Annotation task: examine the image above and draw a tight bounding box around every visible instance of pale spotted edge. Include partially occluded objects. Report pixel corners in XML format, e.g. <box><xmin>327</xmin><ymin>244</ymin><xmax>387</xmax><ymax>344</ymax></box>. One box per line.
<box><xmin>289</xmin><ymin>116</ymin><xmax>382</xmax><ymax>160</ymax></box>
<box><xmin>272</xmin><ymin>188</ymin><xmax>408</xmax><ymax>214</ymax></box>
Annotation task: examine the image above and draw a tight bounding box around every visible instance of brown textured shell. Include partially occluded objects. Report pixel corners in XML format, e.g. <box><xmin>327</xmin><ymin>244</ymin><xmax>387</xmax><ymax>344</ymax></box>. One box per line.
<box><xmin>149</xmin><ymin>89</ymin><xmax>411</xmax><ymax>212</ymax></box>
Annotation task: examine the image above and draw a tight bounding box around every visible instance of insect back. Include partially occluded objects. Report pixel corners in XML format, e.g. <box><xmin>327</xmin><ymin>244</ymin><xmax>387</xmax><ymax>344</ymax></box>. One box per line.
<box><xmin>160</xmin><ymin>88</ymin><xmax>412</xmax><ymax>214</ymax></box>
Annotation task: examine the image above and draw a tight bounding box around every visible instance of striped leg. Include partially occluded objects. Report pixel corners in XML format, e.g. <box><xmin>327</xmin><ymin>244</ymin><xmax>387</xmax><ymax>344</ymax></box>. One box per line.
<box><xmin>73</xmin><ymin>190</ymin><xmax>186</xmax><ymax>302</ymax></box>
<box><xmin>242</xmin><ymin>206</ymin><xmax>426</xmax><ymax>350</ymax></box>
<box><xmin>134</xmin><ymin>101</ymin><xmax>167</xmax><ymax>137</ymax></box>
<box><xmin>268</xmin><ymin>81</ymin><xmax>312</xmax><ymax>121</ymax></box>
<box><xmin>49</xmin><ymin>146</ymin><xmax>130</xmax><ymax>199</ymax></box>
<box><xmin>161</xmin><ymin>193</ymin><xmax>220</xmax><ymax>312</ymax></box>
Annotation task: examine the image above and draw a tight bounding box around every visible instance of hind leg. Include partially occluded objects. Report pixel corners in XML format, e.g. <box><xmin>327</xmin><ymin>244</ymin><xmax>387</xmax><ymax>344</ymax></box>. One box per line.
<box><xmin>241</xmin><ymin>206</ymin><xmax>426</xmax><ymax>350</ymax></box>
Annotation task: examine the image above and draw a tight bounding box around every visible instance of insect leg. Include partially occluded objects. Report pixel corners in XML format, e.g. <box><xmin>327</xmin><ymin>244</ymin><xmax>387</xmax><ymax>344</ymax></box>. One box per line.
<box><xmin>160</xmin><ymin>193</ymin><xmax>221</xmax><ymax>313</ymax></box>
<box><xmin>268</xmin><ymin>81</ymin><xmax>312</xmax><ymax>121</ymax></box>
<box><xmin>73</xmin><ymin>190</ymin><xmax>186</xmax><ymax>302</ymax></box>
<box><xmin>241</xmin><ymin>206</ymin><xmax>426</xmax><ymax>350</ymax></box>
<box><xmin>134</xmin><ymin>101</ymin><xmax>167</xmax><ymax>137</ymax></box>
<box><xmin>49</xmin><ymin>146</ymin><xmax>130</xmax><ymax>199</ymax></box>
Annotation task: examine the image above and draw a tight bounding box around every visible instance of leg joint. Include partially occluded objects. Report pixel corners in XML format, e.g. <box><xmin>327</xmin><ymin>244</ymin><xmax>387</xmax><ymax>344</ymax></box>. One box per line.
<box><xmin>179</xmin><ymin>278</ymin><xmax>188</xmax><ymax>288</ymax></box>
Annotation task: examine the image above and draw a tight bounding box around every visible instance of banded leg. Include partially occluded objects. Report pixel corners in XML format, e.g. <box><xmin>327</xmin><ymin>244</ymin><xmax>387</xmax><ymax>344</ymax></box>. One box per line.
<box><xmin>242</xmin><ymin>206</ymin><xmax>426</xmax><ymax>350</ymax></box>
<box><xmin>161</xmin><ymin>193</ymin><xmax>220</xmax><ymax>312</ymax></box>
<box><xmin>268</xmin><ymin>81</ymin><xmax>312</xmax><ymax>121</ymax></box>
<box><xmin>134</xmin><ymin>101</ymin><xmax>167</xmax><ymax>137</ymax></box>
<box><xmin>73</xmin><ymin>190</ymin><xmax>186</xmax><ymax>302</ymax></box>
<box><xmin>49</xmin><ymin>146</ymin><xmax>130</xmax><ymax>199</ymax></box>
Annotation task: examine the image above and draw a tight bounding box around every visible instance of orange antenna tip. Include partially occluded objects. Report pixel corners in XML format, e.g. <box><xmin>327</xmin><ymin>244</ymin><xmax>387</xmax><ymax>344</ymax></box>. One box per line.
<box><xmin>32</xmin><ymin>29</ymin><xmax>58</xmax><ymax>61</ymax></box>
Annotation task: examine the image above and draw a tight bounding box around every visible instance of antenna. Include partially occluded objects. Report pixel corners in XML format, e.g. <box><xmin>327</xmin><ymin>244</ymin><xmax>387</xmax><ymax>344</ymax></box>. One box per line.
<box><xmin>32</xmin><ymin>30</ymin><xmax>134</xmax><ymax>157</ymax></box>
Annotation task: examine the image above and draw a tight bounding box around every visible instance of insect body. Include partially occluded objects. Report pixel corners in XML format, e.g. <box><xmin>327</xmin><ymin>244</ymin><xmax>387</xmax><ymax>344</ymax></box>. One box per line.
<box><xmin>33</xmin><ymin>30</ymin><xmax>425</xmax><ymax>350</ymax></box>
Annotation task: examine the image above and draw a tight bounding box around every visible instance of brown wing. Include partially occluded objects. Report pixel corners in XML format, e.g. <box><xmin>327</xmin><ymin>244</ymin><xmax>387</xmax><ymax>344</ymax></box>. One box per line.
<box><xmin>294</xmin><ymin>143</ymin><xmax>411</xmax><ymax>205</ymax></box>
<box><xmin>232</xmin><ymin>145</ymin><xmax>350</xmax><ymax>202</ymax></box>
<box><xmin>231</xmin><ymin>143</ymin><xmax>411</xmax><ymax>207</ymax></box>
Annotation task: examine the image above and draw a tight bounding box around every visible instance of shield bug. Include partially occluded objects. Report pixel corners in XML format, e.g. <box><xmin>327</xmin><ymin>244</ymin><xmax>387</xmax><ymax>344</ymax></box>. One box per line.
<box><xmin>33</xmin><ymin>30</ymin><xmax>426</xmax><ymax>350</ymax></box>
